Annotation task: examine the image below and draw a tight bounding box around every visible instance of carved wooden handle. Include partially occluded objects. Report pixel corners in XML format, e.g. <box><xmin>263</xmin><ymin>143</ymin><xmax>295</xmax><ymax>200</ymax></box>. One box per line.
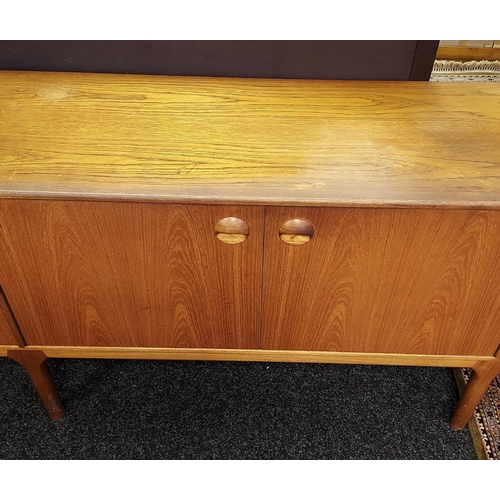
<box><xmin>279</xmin><ymin>219</ymin><xmax>314</xmax><ymax>245</ymax></box>
<box><xmin>215</xmin><ymin>217</ymin><xmax>249</xmax><ymax>244</ymax></box>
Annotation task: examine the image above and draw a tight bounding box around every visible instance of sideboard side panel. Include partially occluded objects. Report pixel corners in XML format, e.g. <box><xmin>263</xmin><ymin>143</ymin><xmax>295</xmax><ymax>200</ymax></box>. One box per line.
<box><xmin>0</xmin><ymin>289</ymin><xmax>22</xmax><ymax>346</ymax></box>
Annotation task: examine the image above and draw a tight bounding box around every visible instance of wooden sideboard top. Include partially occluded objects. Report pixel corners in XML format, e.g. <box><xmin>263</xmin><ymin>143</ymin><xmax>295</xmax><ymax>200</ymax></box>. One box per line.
<box><xmin>1</xmin><ymin>70</ymin><xmax>500</xmax><ymax>208</ymax></box>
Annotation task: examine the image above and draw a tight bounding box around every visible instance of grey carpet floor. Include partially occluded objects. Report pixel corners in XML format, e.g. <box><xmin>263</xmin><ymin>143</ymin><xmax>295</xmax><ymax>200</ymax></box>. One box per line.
<box><xmin>0</xmin><ymin>357</ymin><xmax>476</xmax><ymax>459</ymax></box>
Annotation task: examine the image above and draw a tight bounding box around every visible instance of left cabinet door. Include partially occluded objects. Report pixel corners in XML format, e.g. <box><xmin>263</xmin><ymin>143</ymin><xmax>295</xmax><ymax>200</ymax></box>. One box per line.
<box><xmin>0</xmin><ymin>200</ymin><xmax>264</xmax><ymax>349</ymax></box>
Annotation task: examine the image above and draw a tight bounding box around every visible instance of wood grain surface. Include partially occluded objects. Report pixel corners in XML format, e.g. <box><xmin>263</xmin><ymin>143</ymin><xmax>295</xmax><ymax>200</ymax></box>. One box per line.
<box><xmin>7</xmin><ymin>345</ymin><xmax>493</xmax><ymax>368</ymax></box>
<box><xmin>1</xmin><ymin>71</ymin><xmax>500</xmax><ymax>208</ymax></box>
<box><xmin>0</xmin><ymin>316</ymin><xmax>17</xmax><ymax>345</ymax></box>
<box><xmin>262</xmin><ymin>207</ymin><xmax>500</xmax><ymax>357</ymax></box>
<box><xmin>450</xmin><ymin>351</ymin><xmax>500</xmax><ymax>429</ymax></box>
<box><xmin>0</xmin><ymin>200</ymin><xmax>264</xmax><ymax>348</ymax></box>
<box><xmin>0</xmin><ymin>287</ymin><xmax>24</xmax><ymax>346</ymax></box>
<box><xmin>0</xmin><ymin>41</ymin><xmax>424</xmax><ymax>80</ymax></box>
<box><xmin>7</xmin><ymin>349</ymin><xmax>65</xmax><ymax>419</ymax></box>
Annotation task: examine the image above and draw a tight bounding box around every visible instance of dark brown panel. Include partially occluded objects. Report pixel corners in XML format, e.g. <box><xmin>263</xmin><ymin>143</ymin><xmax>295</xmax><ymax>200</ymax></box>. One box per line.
<box><xmin>0</xmin><ymin>200</ymin><xmax>264</xmax><ymax>349</ymax></box>
<box><xmin>0</xmin><ymin>41</ymin><xmax>419</xmax><ymax>80</ymax></box>
<box><xmin>409</xmin><ymin>40</ymin><xmax>439</xmax><ymax>80</ymax></box>
<box><xmin>262</xmin><ymin>207</ymin><xmax>500</xmax><ymax>357</ymax></box>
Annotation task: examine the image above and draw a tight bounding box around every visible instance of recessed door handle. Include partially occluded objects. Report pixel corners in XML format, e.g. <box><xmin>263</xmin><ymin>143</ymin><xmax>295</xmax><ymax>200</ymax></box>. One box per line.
<box><xmin>279</xmin><ymin>219</ymin><xmax>314</xmax><ymax>245</ymax></box>
<box><xmin>215</xmin><ymin>217</ymin><xmax>249</xmax><ymax>244</ymax></box>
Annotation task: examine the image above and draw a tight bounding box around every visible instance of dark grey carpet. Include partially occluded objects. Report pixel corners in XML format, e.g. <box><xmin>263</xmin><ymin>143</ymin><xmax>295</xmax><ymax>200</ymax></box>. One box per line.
<box><xmin>0</xmin><ymin>358</ymin><xmax>477</xmax><ymax>459</ymax></box>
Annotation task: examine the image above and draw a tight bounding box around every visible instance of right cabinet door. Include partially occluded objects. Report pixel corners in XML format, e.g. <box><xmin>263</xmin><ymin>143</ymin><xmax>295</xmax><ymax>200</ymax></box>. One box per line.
<box><xmin>262</xmin><ymin>207</ymin><xmax>500</xmax><ymax>357</ymax></box>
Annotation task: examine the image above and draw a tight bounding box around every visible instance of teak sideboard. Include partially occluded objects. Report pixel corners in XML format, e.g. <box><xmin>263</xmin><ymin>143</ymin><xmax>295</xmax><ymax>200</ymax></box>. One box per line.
<box><xmin>1</xmin><ymin>71</ymin><xmax>500</xmax><ymax>430</ymax></box>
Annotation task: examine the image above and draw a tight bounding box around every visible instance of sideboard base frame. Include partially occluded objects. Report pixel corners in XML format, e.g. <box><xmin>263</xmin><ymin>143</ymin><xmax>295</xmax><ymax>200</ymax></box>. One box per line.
<box><xmin>3</xmin><ymin>346</ymin><xmax>499</xmax><ymax>430</ymax></box>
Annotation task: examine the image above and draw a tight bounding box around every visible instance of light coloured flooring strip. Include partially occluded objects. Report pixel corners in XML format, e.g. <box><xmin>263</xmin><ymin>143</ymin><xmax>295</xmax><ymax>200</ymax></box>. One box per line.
<box><xmin>436</xmin><ymin>46</ymin><xmax>500</xmax><ymax>62</ymax></box>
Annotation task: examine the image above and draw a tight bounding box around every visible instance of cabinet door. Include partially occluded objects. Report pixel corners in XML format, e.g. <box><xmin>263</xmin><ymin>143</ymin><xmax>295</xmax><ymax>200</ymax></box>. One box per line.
<box><xmin>0</xmin><ymin>200</ymin><xmax>263</xmax><ymax>349</ymax></box>
<box><xmin>262</xmin><ymin>207</ymin><xmax>500</xmax><ymax>357</ymax></box>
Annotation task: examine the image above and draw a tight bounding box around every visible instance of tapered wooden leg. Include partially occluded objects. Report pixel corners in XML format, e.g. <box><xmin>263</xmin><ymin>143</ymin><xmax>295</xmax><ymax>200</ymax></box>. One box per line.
<box><xmin>450</xmin><ymin>355</ymin><xmax>500</xmax><ymax>430</ymax></box>
<box><xmin>7</xmin><ymin>349</ymin><xmax>65</xmax><ymax>419</ymax></box>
